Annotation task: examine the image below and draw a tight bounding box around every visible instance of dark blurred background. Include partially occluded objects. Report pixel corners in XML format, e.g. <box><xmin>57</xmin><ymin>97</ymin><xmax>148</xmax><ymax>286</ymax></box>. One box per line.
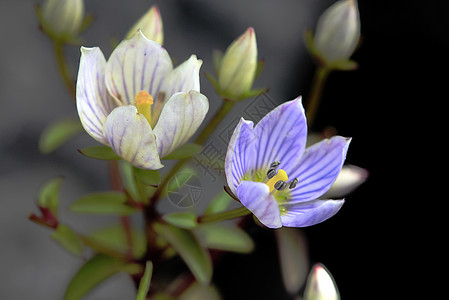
<box><xmin>0</xmin><ymin>0</ymin><xmax>442</xmax><ymax>299</ymax></box>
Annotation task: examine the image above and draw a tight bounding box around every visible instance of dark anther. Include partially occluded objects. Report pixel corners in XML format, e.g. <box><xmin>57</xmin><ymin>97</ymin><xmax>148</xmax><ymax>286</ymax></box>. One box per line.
<box><xmin>289</xmin><ymin>178</ymin><xmax>298</xmax><ymax>189</ymax></box>
<box><xmin>267</xmin><ymin>168</ymin><xmax>277</xmax><ymax>179</ymax></box>
<box><xmin>270</xmin><ymin>161</ymin><xmax>281</xmax><ymax>168</ymax></box>
<box><xmin>274</xmin><ymin>180</ymin><xmax>287</xmax><ymax>191</ymax></box>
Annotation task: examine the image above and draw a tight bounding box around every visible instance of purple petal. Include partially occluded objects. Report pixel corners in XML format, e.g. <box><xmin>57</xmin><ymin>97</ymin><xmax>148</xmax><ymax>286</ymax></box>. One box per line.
<box><xmin>288</xmin><ymin>136</ymin><xmax>351</xmax><ymax>204</ymax></box>
<box><xmin>153</xmin><ymin>91</ymin><xmax>209</xmax><ymax>158</ymax></box>
<box><xmin>103</xmin><ymin>106</ymin><xmax>163</xmax><ymax>170</ymax></box>
<box><xmin>280</xmin><ymin>199</ymin><xmax>344</xmax><ymax>227</ymax></box>
<box><xmin>76</xmin><ymin>47</ymin><xmax>116</xmax><ymax>145</ymax></box>
<box><xmin>224</xmin><ymin>118</ymin><xmax>257</xmax><ymax>194</ymax></box>
<box><xmin>253</xmin><ymin>97</ymin><xmax>307</xmax><ymax>174</ymax></box>
<box><xmin>237</xmin><ymin>181</ymin><xmax>282</xmax><ymax>228</ymax></box>
<box><xmin>105</xmin><ymin>30</ymin><xmax>173</xmax><ymax>106</ymax></box>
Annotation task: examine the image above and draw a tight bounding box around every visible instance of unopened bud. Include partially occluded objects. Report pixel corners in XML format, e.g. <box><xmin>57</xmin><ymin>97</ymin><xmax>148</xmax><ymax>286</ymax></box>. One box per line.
<box><xmin>218</xmin><ymin>27</ymin><xmax>257</xmax><ymax>100</ymax></box>
<box><xmin>312</xmin><ymin>0</ymin><xmax>360</xmax><ymax>68</ymax></box>
<box><xmin>304</xmin><ymin>264</ymin><xmax>340</xmax><ymax>300</ymax></box>
<box><xmin>41</xmin><ymin>0</ymin><xmax>85</xmax><ymax>39</ymax></box>
<box><xmin>126</xmin><ymin>5</ymin><xmax>163</xmax><ymax>45</ymax></box>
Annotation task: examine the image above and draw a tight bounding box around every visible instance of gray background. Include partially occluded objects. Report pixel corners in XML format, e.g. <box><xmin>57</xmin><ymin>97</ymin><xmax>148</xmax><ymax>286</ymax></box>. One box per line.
<box><xmin>0</xmin><ymin>0</ymin><xmax>443</xmax><ymax>299</ymax></box>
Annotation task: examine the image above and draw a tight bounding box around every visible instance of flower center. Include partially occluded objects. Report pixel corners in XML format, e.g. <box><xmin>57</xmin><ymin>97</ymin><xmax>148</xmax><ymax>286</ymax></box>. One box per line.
<box><xmin>266</xmin><ymin>169</ymin><xmax>288</xmax><ymax>193</ymax></box>
<box><xmin>135</xmin><ymin>90</ymin><xmax>154</xmax><ymax>126</ymax></box>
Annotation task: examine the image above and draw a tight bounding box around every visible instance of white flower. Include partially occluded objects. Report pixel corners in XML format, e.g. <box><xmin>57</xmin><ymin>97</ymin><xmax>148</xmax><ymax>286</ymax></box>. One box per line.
<box><xmin>76</xmin><ymin>30</ymin><xmax>209</xmax><ymax>169</ymax></box>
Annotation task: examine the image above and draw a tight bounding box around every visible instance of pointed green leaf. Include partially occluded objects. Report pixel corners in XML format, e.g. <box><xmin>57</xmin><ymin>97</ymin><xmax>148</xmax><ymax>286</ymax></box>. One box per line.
<box><xmin>194</xmin><ymin>224</ymin><xmax>254</xmax><ymax>253</ymax></box>
<box><xmin>70</xmin><ymin>191</ymin><xmax>139</xmax><ymax>215</ymax></box>
<box><xmin>38</xmin><ymin>176</ymin><xmax>64</xmax><ymax>218</ymax></box>
<box><xmin>166</xmin><ymin>167</ymin><xmax>197</xmax><ymax>194</ymax></box>
<box><xmin>119</xmin><ymin>160</ymin><xmax>142</xmax><ymax>202</ymax></box>
<box><xmin>153</xmin><ymin>223</ymin><xmax>212</xmax><ymax>285</ymax></box>
<box><xmin>204</xmin><ymin>72</ymin><xmax>221</xmax><ymax>94</ymax></box>
<box><xmin>163</xmin><ymin>212</ymin><xmax>198</xmax><ymax>229</ymax></box>
<box><xmin>134</xmin><ymin>167</ymin><xmax>161</xmax><ymax>186</ymax></box>
<box><xmin>52</xmin><ymin>224</ymin><xmax>83</xmax><ymax>256</ymax></box>
<box><xmin>78</xmin><ymin>146</ymin><xmax>121</xmax><ymax>160</ymax></box>
<box><xmin>204</xmin><ymin>190</ymin><xmax>232</xmax><ymax>215</ymax></box>
<box><xmin>136</xmin><ymin>261</ymin><xmax>153</xmax><ymax>300</ymax></box>
<box><xmin>255</xmin><ymin>58</ymin><xmax>265</xmax><ymax>79</ymax></box>
<box><xmin>212</xmin><ymin>49</ymin><xmax>223</xmax><ymax>76</ymax></box>
<box><xmin>162</xmin><ymin>143</ymin><xmax>203</xmax><ymax>160</ymax></box>
<box><xmin>64</xmin><ymin>254</ymin><xmax>142</xmax><ymax>300</ymax></box>
<box><xmin>39</xmin><ymin>117</ymin><xmax>83</xmax><ymax>154</ymax></box>
<box><xmin>87</xmin><ymin>225</ymin><xmax>146</xmax><ymax>259</ymax></box>
<box><xmin>275</xmin><ymin>228</ymin><xmax>309</xmax><ymax>294</ymax></box>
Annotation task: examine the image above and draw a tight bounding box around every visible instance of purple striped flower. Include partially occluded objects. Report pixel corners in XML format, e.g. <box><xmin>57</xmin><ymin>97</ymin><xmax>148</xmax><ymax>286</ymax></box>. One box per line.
<box><xmin>225</xmin><ymin>98</ymin><xmax>351</xmax><ymax>228</ymax></box>
<box><xmin>76</xmin><ymin>30</ymin><xmax>209</xmax><ymax>169</ymax></box>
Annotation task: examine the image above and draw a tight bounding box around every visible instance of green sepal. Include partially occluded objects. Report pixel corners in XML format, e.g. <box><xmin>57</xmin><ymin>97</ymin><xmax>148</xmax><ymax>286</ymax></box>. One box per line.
<box><xmin>162</xmin><ymin>143</ymin><xmax>203</xmax><ymax>160</ymax></box>
<box><xmin>70</xmin><ymin>191</ymin><xmax>139</xmax><ymax>215</ymax></box>
<box><xmin>119</xmin><ymin>161</ymin><xmax>142</xmax><ymax>202</ymax></box>
<box><xmin>78</xmin><ymin>146</ymin><xmax>121</xmax><ymax>160</ymax></box>
<box><xmin>39</xmin><ymin>117</ymin><xmax>83</xmax><ymax>154</ymax></box>
<box><xmin>136</xmin><ymin>261</ymin><xmax>153</xmax><ymax>300</ymax></box>
<box><xmin>194</xmin><ymin>223</ymin><xmax>254</xmax><ymax>253</ymax></box>
<box><xmin>153</xmin><ymin>223</ymin><xmax>212</xmax><ymax>285</ymax></box>
<box><xmin>162</xmin><ymin>212</ymin><xmax>198</xmax><ymax>229</ymax></box>
<box><xmin>38</xmin><ymin>176</ymin><xmax>64</xmax><ymax>218</ymax></box>
<box><xmin>204</xmin><ymin>190</ymin><xmax>232</xmax><ymax>215</ymax></box>
<box><xmin>255</xmin><ymin>58</ymin><xmax>265</xmax><ymax>79</ymax></box>
<box><xmin>165</xmin><ymin>167</ymin><xmax>197</xmax><ymax>195</ymax></box>
<box><xmin>63</xmin><ymin>254</ymin><xmax>142</xmax><ymax>300</ymax></box>
<box><xmin>134</xmin><ymin>167</ymin><xmax>161</xmax><ymax>187</ymax></box>
<box><xmin>212</xmin><ymin>49</ymin><xmax>223</xmax><ymax>76</ymax></box>
<box><xmin>51</xmin><ymin>224</ymin><xmax>83</xmax><ymax>256</ymax></box>
<box><xmin>86</xmin><ymin>225</ymin><xmax>147</xmax><ymax>259</ymax></box>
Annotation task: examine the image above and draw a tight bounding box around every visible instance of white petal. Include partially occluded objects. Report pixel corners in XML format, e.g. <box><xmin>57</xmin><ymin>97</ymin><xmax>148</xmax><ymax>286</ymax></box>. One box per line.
<box><xmin>105</xmin><ymin>30</ymin><xmax>173</xmax><ymax>106</ymax></box>
<box><xmin>159</xmin><ymin>55</ymin><xmax>202</xmax><ymax>100</ymax></box>
<box><xmin>76</xmin><ymin>47</ymin><xmax>115</xmax><ymax>145</ymax></box>
<box><xmin>103</xmin><ymin>106</ymin><xmax>163</xmax><ymax>170</ymax></box>
<box><xmin>153</xmin><ymin>91</ymin><xmax>209</xmax><ymax>158</ymax></box>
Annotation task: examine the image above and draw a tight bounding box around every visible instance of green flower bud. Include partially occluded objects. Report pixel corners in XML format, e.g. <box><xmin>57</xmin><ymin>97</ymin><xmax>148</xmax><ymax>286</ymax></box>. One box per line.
<box><xmin>218</xmin><ymin>27</ymin><xmax>257</xmax><ymax>100</ymax></box>
<box><xmin>309</xmin><ymin>0</ymin><xmax>360</xmax><ymax>69</ymax></box>
<box><xmin>41</xmin><ymin>0</ymin><xmax>85</xmax><ymax>40</ymax></box>
<box><xmin>126</xmin><ymin>5</ymin><xmax>164</xmax><ymax>45</ymax></box>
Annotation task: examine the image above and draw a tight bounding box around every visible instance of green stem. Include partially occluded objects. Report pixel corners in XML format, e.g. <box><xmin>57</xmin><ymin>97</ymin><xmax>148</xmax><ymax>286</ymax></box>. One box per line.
<box><xmin>53</xmin><ymin>40</ymin><xmax>76</xmax><ymax>100</ymax></box>
<box><xmin>305</xmin><ymin>66</ymin><xmax>331</xmax><ymax>129</ymax></box>
<box><xmin>198</xmin><ymin>206</ymin><xmax>250</xmax><ymax>224</ymax></box>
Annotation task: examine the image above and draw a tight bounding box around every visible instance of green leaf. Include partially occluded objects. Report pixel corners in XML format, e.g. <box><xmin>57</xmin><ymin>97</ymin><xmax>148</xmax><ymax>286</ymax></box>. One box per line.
<box><xmin>39</xmin><ymin>117</ymin><xmax>83</xmax><ymax>154</ymax></box>
<box><xmin>70</xmin><ymin>191</ymin><xmax>139</xmax><ymax>215</ymax></box>
<box><xmin>119</xmin><ymin>161</ymin><xmax>142</xmax><ymax>202</ymax></box>
<box><xmin>275</xmin><ymin>228</ymin><xmax>309</xmax><ymax>294</ymax></box>
<box><xmin>204</xmin><ymin>190</ymin><xmax>232</xmax><ymax>215</ymax></box>
<box><xmin>179</xmin><ymin>282</ymin><xmax>221</xmax><ymax>300</ymax></box>
<box><xmin>153</xmin><ymin>223</ymin><xmax>212</xmax><ymax>285</ymax></box>
<box><xmin>163</xmin><ymin>212</ymin><xmax>198</xmax><ymax>229</ymax></box>
<box><xmin>87</xmin><ymin>225</ymin><xmax>147</xmax><ymax>259</ymax></box>
<box><xmin>38</xmin><ymin>176</ymin><xmax>64</xmax><ymax>218</ymax></box>
<box><xmin>78</xmin><ymin>146</ymin><xmax>120</xmax><ymax>160</ymax></box>
<box><xmin>162</xmin><ymin>143</ymin><xmax>203</xmax><ymax>160</ymax></box>
<box><xmin>64</xmin><ymin>254</ymin><xmax>142</xmax><ymax>300</ymax></box>
<box><xmin>194</xmin><ymin>224</ymin><xmax>254</xmax><ymax>253</ymax></box>
<box><xmin>134</xmin><ymin>167</ymin><xmax>161</xmax><ymax>186</ymax></box>
<box><xmin>166</xmin><ymin>167</ymin><xmax>197</xmax><ymax>193</ymax></box>
<box><xmin>136</xmin><ymin>261</ymin><xmax>153</xmax><ymax>300</ymax></box>
<box><xmin>52</xmin><ymin>224</ymin><xmax>83</xmax><ymax>256</ymax></box>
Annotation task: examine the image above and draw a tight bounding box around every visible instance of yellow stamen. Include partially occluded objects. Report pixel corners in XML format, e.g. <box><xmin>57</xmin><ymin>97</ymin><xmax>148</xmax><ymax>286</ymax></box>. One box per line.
<box><xmin>266</xmin><ymin>169</ymin><xmax>288</xmax><ymax>192</ymax></box>
<box><xmin>135</xmin><ymin>90</ymin><xmax>154</xmax><ymax>125</ymax></box>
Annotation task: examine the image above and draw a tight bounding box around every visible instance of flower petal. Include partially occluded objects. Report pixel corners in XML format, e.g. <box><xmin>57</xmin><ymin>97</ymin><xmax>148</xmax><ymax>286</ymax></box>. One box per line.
<box><xmin>105</xmin><ymin>30</ymin><xmax>172</xmax><ymax>106</ymax></box>
<box><xmin>253</xmin><ymin>97</ymin><xmax>307</xmax><ymax>174</ymax></box>
<box><xmin>159</xmin><ymin>55</ymin><xmax>202</xmax><ymax>100</ymax></box>
<box><xmin>288</xmin><ymin>136</ymin><xmax>351</xmax><ymax>204</ymax></box>
<box><xmin>103</xmin><ymin>106</ymin><xmax>163</xmax><ymax>169</ymax></box>
<box><xmin>280</xmin><ymin>199</ymin><xmax>344</xmax><ymax>227</ymax></box>
<box><xmin>153</xmin><ymin>91</ymin><xmax>209</xmax><ymax>158</ymax></box>
<box><xmin>237</xmin><ymin>181</ymin><xmax>282</xmax><ymax>229</ymax></box>
<box><xmin>224</xmin><ymin>118</ymin><xmax>257</xmax><ymax>194</ymax></box>
<box><xmin>76</xmin><ymin>47</ymin><xmax>115</xmax><ymax>144</ymax></box>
